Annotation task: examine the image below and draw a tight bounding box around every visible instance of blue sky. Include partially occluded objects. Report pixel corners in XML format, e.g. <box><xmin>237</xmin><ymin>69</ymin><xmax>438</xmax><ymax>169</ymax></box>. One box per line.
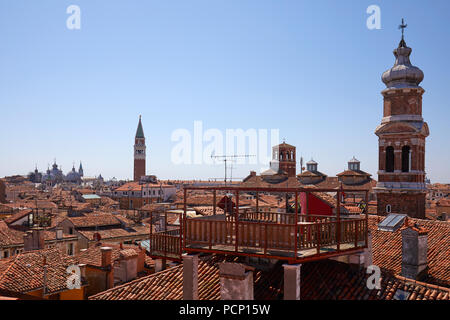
<box><xmin>0</xmin><ymin>0</ymin><xmax>449</xmax><ymax>182</ymax></box>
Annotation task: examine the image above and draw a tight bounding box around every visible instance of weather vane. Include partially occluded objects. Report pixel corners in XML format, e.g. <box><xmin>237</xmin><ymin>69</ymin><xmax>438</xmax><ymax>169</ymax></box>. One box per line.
<box><xmin>399</xmin><ymin>18</ymin><xmax>407</xmax><ymax>40</ymax></box>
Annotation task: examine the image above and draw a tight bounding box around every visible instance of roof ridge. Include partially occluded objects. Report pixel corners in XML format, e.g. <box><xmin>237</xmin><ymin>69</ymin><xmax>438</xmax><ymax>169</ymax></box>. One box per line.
<box><xmin>394</xmin><ymin>274</ymin><xmax>450</xmax><ymax>293</ymax></box>
<box><xmin>89</xmin><ymin>264</ymin><xmax>183</xmax><ymax>299</ymax></box>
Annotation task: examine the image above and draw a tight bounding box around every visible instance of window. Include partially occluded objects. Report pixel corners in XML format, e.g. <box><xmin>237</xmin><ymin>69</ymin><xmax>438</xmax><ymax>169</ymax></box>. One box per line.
<box><xmin>67</xmin><ymin>243</ymin><xmax>74</xmax><ymax>256</ymax></box>
<box><xmin>386</xmin><ymin>204</ymin><xmax>391</xmax><ymax>213</ymax></box>
<box><xmin>386</xmin><ymin>146</ymin><xmax>394</xmax><ymax>172</ymax></box>
<box><xmin>3</xmin><ymin>251</ymin><xmax>9</xmax><ymax>258</ymax></box>
<box><xmin>402</xmin><ymin>146</ymin><xmax>410</xmax><ymax>172</ymax></box>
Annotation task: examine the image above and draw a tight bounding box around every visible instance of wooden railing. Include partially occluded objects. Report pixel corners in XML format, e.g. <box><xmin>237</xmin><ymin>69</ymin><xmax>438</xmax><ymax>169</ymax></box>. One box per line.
<box><xmin>149</xmin><ymin>229</ymin><xmax>181</xmax><ymax>259</ymax></box>
<box><xmin>183</xmin><ymin>217</ymin><xmax>367</xmax><ymax>258</ymax></box>
<box><xmin>230</xmin><ymin>212</ymin><xmax>348</xmax><ymax>224</ymax></box>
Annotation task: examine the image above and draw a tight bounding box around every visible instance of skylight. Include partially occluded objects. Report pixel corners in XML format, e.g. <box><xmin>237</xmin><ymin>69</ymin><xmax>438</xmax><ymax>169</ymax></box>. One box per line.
<box><xmin>377</xmin><ymin>213</ymin><xmax>407</xmax><ymax>232</ymax></box>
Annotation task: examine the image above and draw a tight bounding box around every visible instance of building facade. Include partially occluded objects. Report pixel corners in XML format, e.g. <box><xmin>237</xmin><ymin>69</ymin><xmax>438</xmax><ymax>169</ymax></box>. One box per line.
<box><xmin>374</xmin><ymin>31</ymin><xmax>429</xmax><ymax>218</ymax></box>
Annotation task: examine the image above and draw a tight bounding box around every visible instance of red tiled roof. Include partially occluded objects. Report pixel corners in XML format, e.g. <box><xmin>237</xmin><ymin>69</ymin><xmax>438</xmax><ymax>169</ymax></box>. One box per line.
<box><xmin>68</xmin><ymin>213</ymin><xmax>122</xmax><ymax>228</ymax></box>
<box><xmin>0</xmin><ymin>221</ymin><xmax>24</xmax><ymax>246</ymax></box>
<box><xmin>369</xmin><ymin>215</ymin><xmax>450</xmax><ymax>287</ymax></box>
<box><xmin>77</xmin><ymin>225</ymin><xmax>149</xmax><ymax>242</ymax></box>
<box><xmin>89</xmin><ymin>255</ymin><xmax>450</xmax><ymax>300</ymax></box>
<box><xmin>0</xmin><ymin>247</ymin><xmax>79</xmax><ymax>295</ymax></box>
<box><xmin>3</xmin><ymin>209</ymin><xmax>32</xmax><ymax>225</ymax></box>
<box><xmin>76</xmin><ymin>243</ymin><xmax>143</xmax><ymax>268</ymax></box>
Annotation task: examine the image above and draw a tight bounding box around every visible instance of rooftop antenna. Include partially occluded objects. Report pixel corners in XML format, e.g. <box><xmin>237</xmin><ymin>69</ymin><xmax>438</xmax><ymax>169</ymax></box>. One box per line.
<box><xmin>211</xmin><ymin>154</ymin><xmax>256</xmax><ymax>186</ymax></box>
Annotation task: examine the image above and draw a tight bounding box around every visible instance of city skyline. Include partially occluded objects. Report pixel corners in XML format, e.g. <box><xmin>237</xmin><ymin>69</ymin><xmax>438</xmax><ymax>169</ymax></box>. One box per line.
<box><xmin>1</xmin><ymin>1</ymin><xmax>449</xmax><ymax>182</ymax></box>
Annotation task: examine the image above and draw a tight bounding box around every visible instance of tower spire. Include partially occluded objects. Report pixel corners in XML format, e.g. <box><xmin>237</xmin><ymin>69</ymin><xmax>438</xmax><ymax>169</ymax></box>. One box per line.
<box><xmin>135</xmin><ymin>115</ymin><xmax>145</xmax><ymax>139</ymax></box>
<box><xmin>398</xmin><ymin>18</ymin><xmax>408</xmax><ymax>48</ymax></box>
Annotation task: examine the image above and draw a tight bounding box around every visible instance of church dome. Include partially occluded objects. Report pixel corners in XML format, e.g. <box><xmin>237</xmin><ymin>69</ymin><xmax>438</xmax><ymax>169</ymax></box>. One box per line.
<box><xmin>382</xmin><ymin>39</ymin><xmax>424</xmax><ymax>89</ymax></box>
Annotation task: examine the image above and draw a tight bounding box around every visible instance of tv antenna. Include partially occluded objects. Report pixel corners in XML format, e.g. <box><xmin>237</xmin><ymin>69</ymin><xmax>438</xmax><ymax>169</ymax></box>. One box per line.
<box><xmin>211</xmin><ymin>154</ymin><xmax>256</xmax><ymax>185</ymax></box>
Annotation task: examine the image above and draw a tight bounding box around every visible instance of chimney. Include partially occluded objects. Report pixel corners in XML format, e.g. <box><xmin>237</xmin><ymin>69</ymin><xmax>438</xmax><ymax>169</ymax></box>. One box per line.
<box><xmin>23</xmin><ymin>228</ymin><xmax>45</xmax><ymax>251</ymax></box>
<box><xmin>219</xmin><ymin>262</ymin><xmax>254</xmax><ymax>300</ymax></box>
<box><xmin>100</xmin><ymin>247</ymin><xmax>112</xmax><ymax>268</ymax></box>
<box><xmin>401</xmin><ymin>225</ymin><xmax>428</xmax><ymax>280</ymax></box>
<box><xmin>56</xmin><ymin>227</ymin><xmax>63</xmax><ymax>240</ymax></box>
<box><xmin>78</xmin><ymin>263</ymin><xmax>87</xmax><ymax>279</ymax></box>
<box><xmin>283</xmin><ymin>263</ymin><xmax>301</xmax><ymax>300</ymax></box>
<box><xmin>182</xmin><ymin>254</ymin><xmax>199</xmax><ymax>300</ymax></box>
<box><xmin>250</xmin><ymin>171</ymin><xmax>256</xmax><ymax>177</ymax></box>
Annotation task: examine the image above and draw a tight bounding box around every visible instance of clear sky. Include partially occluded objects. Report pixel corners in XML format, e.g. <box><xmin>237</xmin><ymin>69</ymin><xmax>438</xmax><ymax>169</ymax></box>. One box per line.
<box><xmin>1</xmin><ymin>0</ymin><xmax>449</xmax><ymax>182</ymax></box>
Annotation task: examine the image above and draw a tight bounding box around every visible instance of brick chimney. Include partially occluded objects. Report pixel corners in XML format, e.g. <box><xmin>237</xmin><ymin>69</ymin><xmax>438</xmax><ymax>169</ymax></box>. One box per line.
<box><xmin>100</xmin><ymin>247</ymin><xmax>112</xmax><ymax>268</ymax></box>
<box><xmin>182</xmin><ymin>254</ymin><xmax>199</xmax><ymax>300</ymax></box>
<box><xmin>401</xmin><ymin>225</ymin><xmax>428</xmax><ymax>280</ymax></box>
<box><xmin>219</xmin><ymin>262</ymin><xmax>254</xmax><ymax>300</ymax></box>
<box><xmin>23</xmin><ymin>228</ymin><xmax>45</xmax><ymax>251</ymax></box>
<box><xmin>100</xmin><ymin>247</ymin><xmax>114</xmax><ymax>289</ymax></box>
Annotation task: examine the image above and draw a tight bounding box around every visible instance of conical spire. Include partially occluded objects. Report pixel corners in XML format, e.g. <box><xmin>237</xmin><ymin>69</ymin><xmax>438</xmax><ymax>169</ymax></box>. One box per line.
<box><xmin>135</xmin><ymin>115</ymin><xmax>145</xmax><ymax>139</ymax></box>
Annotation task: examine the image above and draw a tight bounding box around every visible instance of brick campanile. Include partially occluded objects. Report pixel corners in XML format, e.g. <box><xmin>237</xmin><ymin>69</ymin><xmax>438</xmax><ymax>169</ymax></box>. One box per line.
<box><xmin>273</xmin><ymin>142</ymin><xmax>296</xmax><ymax>177</ymax></box>
<box><xmin>374</xmin><ymin>25</ymin><xmax>429</xmax><ymax>218</ymax></box>
<box><xmin>133</xmin><ymin>115</ymin><xmax>146</xmax><ymax>181</ymax></box>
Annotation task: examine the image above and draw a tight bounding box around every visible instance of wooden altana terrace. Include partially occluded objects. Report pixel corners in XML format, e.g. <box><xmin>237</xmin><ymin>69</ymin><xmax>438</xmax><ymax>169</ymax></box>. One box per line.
<box><xmin>148</xmin><ymin>186</ymin><xmax>369</xmax><ymax>264</ymax></box>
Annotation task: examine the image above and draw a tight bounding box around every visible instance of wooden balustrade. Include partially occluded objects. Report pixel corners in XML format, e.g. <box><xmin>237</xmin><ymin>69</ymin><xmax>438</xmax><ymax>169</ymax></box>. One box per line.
<box><xmin>183</xmin><ymin>217</ymin><xmax>366</xmax><ymax>256</ymax></box>
<box><xmin>149</xmin><ymin>230</ymin><xmax>181</xmax><ymax>258</ymax></box>
<box><xmin>149</xmin><ymin>214</ymin><xmax>367</xmax><ymax>261</ymax></box>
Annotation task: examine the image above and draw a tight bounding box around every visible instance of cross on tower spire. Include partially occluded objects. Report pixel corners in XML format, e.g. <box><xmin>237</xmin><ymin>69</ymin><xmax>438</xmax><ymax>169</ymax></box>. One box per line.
<box><xmin>398</xmin><ymin>18</ymin><xmax>408</xmax><ymax>47</ymax></box>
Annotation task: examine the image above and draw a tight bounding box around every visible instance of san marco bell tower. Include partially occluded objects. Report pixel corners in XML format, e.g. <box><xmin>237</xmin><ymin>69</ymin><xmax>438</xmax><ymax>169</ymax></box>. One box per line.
<box><xmin>374</xmin><ymin>20</ymin><xmax>429</xmax><ymax>218</ymax></box>
<box><xmin>134</xmin><ymin>115</ymin><xmax>146</xmax><ymax>181</ymax></box>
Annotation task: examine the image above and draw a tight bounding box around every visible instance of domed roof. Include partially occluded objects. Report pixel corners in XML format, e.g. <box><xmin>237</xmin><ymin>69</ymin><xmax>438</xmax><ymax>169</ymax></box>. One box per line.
<box><xmin>306</xmin><ymin>159</ymin><xmax>317</xmax><ymax>165</ymax></box>
<box><xmin>348</xmin><ymin>156</ymin><xmax>360</xmax><ymax>163</ymax></box>
<box><xmin>382</xmin><ymin>38</ymin><xmax>424</xmax><ymax>89</ymax></box>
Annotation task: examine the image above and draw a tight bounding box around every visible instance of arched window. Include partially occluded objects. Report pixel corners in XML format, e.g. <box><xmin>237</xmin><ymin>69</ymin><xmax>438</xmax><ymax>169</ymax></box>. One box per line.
<box><xmin>402</xmin><ymin>146</ymin><xmax>411</xmax><ymax>172</ymax></box>
<box><xmin>386</xmin><ymin>146</ymin><xmax>394</xmax><ymax>172</ymax></box>
<box><xmin>291</xmin><ymin>151</ymin><xmax>294</xmax><ymax>160</ymax></box>
<box><xmin>386</xmin><ymin>204</ymin><xmax>391</xmax><ymax>213</ymax></box>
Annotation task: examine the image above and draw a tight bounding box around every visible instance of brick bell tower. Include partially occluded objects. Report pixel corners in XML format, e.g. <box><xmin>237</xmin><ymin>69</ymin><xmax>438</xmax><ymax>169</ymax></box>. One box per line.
<box><xmin>133</xmin><ymin>115</ymin><xmax>146</xmax><ymax>181</ymax></box>
<box><xmin>374</xmin><ymin>20</ymin><xmax>429</xmax><ymax>218</ymax></box>
<box><xmin>273</xmin><ymin>141</ymin><xmax>296</xmax><ymax>177</ymax></box>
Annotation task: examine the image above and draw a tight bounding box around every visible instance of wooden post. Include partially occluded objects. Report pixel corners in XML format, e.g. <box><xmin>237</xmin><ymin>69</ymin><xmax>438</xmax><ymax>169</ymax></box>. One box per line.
<box><xmin>183</xmin><ymin>188</ymin><xmax>187</xmax><ymax>251</ymax></box>
<box><xmin>264</xmin><ymin>223</ymin><xmax>268</xmax><ymax>255</ymax></box>
<box><xmin>209</xmin><ymin>220</ymin><xmax>212</xmax><ymax>250</ymax></box>
<box><xmin>336</xmin><ymin>190</ymin><xmax>341</xmax><ymax>251</ymax></box>
<box><xmin>235</xmin><ymin>190</ymin><xmax>239</xmax><ymax>252</ymax></box>
<box><xmin>306</xmin><ymin>192</ymin><xmax>309</xmax><ymax>221</ymax></box>
<box><xmin>365</xmin><ymin>190</ymin><xmax>369</xmax><ymax>248</ymax></box>
<box><xmin>149</xmin><ymin>211</ymin><xmax>153</xmax><ymax>255</ymax></box>
<box><xmin>316</xmin><ymin>222</ymin><xmax>321</xmax><ymax>254</ymax></box>
<box><xmin>294</xmin><ymin>192</ymin><xmax>298</xmax><ymax>259</ymax></box>
<box><xmin>179</xmin><ymin>210</ymin><xmax>182</xmax><ymax>259</ymax></box>
<box><xmin>213</xmin><ymin>190</ymin><xmax>216</xmax><ymax>215</ymax></box>
<box><xmin>256</xmin><ymin>191</ymin><xmax>259</xmax><ymax>214</ymax></box>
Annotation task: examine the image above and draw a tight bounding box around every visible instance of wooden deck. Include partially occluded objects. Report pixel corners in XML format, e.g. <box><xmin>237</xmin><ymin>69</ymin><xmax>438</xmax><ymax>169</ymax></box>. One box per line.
<box><xmin>148</xmin><ymin>186</ymin><xmax>369</xmax><ymax>263</ymax></box>
<box><xmin>149</xmin><ymin>213</ymin><xmax>367</xmax><ymax>263</ymax></box>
